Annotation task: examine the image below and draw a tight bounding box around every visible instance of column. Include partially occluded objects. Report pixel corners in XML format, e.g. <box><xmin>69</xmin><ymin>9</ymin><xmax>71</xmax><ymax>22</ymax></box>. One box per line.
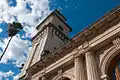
<box><xmin>75</xmin><ymin>55</ymin><xmax>86</xmax><ymax>80</ymax></box>
<box><xmin>85</xmin><ymin>52</ymin><xmax>100</xmax><ymax>80</ymax></box>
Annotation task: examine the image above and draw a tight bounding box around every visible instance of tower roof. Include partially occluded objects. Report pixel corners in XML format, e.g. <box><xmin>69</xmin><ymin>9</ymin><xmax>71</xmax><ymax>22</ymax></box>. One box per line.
<box><xmin>36</xmin><ymin>9</ymin><xmax>72</xmax><ymax>31</ymax></box>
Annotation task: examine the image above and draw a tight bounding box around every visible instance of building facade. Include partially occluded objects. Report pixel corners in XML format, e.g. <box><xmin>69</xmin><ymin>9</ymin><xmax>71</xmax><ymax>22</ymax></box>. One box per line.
<box><xmin>19</xmin><ymin>5</ymin><xmax>120</xmax><ymax>80</ymax></box>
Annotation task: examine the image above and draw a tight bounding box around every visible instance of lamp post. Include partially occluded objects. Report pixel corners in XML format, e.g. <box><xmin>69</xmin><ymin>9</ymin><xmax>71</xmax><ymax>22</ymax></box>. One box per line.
<box><xmin>0</xmin><ymin>22</ymin><xmax>23</xmax><ymax>61</ymax></box>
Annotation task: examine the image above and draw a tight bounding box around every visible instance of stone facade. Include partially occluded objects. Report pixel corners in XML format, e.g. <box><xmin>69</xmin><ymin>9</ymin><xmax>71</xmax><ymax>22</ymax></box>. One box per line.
<box><xmin>19</xmin><ymin>5</ymin><xmax>120</xmax><ymax>80</ymax></box>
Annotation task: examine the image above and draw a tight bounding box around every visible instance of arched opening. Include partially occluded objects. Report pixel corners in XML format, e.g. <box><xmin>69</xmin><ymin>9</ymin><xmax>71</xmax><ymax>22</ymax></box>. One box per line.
<box><xmin>107</xmin><ymin>54</ymin><xmax>120</xmax><ymax>80</ymax></box>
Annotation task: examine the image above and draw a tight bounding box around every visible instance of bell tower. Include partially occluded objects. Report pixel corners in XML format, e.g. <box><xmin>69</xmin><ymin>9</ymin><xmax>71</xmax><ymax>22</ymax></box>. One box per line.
<box><xmin>19</xmin><ymin>10</ymin><xmax>72</xmax><ymax>79</ymax></box>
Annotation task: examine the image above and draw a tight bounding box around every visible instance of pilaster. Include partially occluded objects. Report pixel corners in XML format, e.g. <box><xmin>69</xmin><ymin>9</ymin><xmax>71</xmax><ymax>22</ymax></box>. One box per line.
<box><xmin>75</xmin><ymin>55</ymin><xmax>86</xmax><ymax>80</ymax></box>
<box><xmin>85</xmin><ymin>51</ymin><xmax>100</xmax><ymax>80</ymax></box>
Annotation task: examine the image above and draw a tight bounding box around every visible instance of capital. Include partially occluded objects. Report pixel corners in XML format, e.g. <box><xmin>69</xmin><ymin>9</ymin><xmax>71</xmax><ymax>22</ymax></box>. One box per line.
<box><xmin>101</xmin><ymin>74</ymin><xmax>110</xmax><ymax>80</ymax></box>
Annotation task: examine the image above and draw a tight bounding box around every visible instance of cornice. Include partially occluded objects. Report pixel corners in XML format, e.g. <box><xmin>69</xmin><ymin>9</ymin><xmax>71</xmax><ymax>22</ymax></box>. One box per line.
<box><xmin>73</xmin><ymin>5</ymin><xmax>120</xmax><ymax>45</ymax></box>
<box><xmin>31</xmin><ymin>23</ymin><xmax>70</xmax><ymax>41</ymax></box>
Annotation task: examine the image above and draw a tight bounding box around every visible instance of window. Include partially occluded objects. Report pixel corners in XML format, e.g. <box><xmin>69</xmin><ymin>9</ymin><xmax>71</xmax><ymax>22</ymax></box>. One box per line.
<box><xmin>58</xmin><ymin>25</ymin><xmax>63</xmax><ymax>31</ymax></box>
<box><xmin>107</xmin><ymin>55</ymin><xmax>120</xmax><ymax>80</ymax></box>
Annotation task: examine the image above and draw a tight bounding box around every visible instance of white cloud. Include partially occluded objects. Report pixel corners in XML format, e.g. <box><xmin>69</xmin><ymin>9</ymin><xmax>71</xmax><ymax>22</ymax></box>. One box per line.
<box><xmin>0</xmin><ymin>0</ymin><xmax>51</xmax><ymax>38</ymax></box>
<box><xmin>6</xmin><ymin>70</ymin><xmax>14</xmax><ymax>77</ymax></box>
<box><xmin>0</xmin><ymin>0</ymin><xmax>51</xmax><ymax>79</ymax></box>
<box><xmin>0</xmin><ymin>28</ymin><xmax>2</xmax><ymax>33</ymax></box>
<box><xmin>0</xmin><ymin>34</ymin><xmax>31</xmax><ymax>65</ymax></box>
<box><xmin>0</xmin><ymin>0</ymin><xmax>51</xmax><ymax>64</ymax></box>
<box><xmin>0</xmin><ymin>70</ymin><xmax>14</xmax><ymax>79</ymax></box>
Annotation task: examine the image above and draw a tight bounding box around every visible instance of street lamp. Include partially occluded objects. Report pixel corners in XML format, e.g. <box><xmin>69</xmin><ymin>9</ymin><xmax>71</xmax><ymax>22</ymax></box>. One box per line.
<box><xmin>0</xmin><ymin>22</ymin><xmax>23</xmax><ymax>61</ymax></box>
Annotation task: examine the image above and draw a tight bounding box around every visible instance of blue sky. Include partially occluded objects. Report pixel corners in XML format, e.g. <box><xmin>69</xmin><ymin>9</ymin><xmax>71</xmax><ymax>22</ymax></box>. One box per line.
<box><xmin>51</xmin><ymin>0</ymin><xmax>120</xmax><ymax>36</ymax></box>
<box><xmin>0</xmin><ymin>0</ymin><xmax>119</xmax><ymax>80</ymax></box>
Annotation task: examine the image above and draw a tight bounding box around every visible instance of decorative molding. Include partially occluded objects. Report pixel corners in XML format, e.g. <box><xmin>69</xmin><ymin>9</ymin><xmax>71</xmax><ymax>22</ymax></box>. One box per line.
<box><xmin>112</xmin><ymin>38</ymin><xmax>120</xmax><ymax>49</ymax></box>
<box><xmin>52</xmin><ymin>70</ymin><xmax>75</xmax><ymax>80</ymax></box>
<box><xmin>62</xmin><ymin>72</ymin><xmax>75</xmax><ymax>80</ymax></box>
<box><xmin>58</xmin><ymin>69</ymin><xmax>62</xmax><ymax>75</ymax></box>
<box><xmin>82</xmin><ymin>41</ymin><xmax>89</xmax><ymax>49</ymax></box>
<box><xmin>57</xmin><ymin>69</ymin><xmax>63</xmax><ymax>79</ymax></box>
<box><xmin>52</xmin><ymin>69</ymin><xmax>63</xmax><ymax>80</ymax></box>
<box><xmin>100</xmin><ymin>46</ymin><xmax>120</xmax><ymax>74</ymax></box>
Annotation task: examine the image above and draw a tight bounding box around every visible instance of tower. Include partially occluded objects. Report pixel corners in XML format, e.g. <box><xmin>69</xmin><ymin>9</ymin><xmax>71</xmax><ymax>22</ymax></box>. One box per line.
<box><xmin>19</xmin><ymin>10</ymin><xmax>72</xmax><ymax>79</ymax></box>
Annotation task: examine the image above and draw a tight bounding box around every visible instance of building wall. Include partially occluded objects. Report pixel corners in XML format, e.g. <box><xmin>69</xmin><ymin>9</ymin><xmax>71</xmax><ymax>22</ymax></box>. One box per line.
<box><xmin>19</xmin><ymin>6</ymin><xmax>120</xmax><ymax>80</ymax></box>
<box><xmin>29</xmin><ymin>18</ymin><xmax>120</xmax><ymax>80</ymax></box>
